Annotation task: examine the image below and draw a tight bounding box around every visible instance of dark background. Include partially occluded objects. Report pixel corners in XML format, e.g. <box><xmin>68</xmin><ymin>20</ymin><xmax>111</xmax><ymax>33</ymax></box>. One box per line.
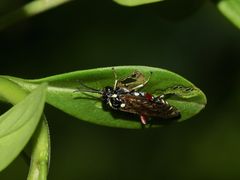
<box><xmin>0</xmin><ymin>0</ymin><xmax>240</xmax><ymax>179</ymax></box>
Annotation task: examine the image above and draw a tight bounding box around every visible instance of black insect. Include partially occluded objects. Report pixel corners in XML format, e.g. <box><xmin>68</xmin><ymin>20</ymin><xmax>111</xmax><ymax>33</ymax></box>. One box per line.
<box><xmin>75</xmin><ymin>68</ymin><xmax>181</xmax><ymax>125</ymax></box>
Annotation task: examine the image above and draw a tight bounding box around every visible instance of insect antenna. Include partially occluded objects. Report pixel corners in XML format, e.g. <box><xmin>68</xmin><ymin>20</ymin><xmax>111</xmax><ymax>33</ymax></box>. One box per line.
<box><xmin>74</xmin><ymin>82</ymin><xmax>102</xmax><ymax>94</ymax></box>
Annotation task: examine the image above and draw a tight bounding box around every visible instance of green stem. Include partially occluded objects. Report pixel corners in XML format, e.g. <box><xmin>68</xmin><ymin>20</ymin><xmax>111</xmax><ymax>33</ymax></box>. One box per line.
<box><xmin>0</xmin><ymin>77</ymin><xmax>50</xmax><ymax>180</ymax></box>
<box><xmin>27</xmin><ymin>117</ymin><xmax>50</xmax><ymax>180</ymax></box>
<box><xmin>0</xmin><ymin>0</ymin><xmax>71</xmax><ymax>31</ymax></box>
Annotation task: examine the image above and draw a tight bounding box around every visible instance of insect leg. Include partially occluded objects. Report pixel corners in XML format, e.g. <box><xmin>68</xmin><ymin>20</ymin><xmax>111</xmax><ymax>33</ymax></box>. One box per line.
<box><xmin>112</xmin><ymin>67</ymin><xmax>118</xmax><ymax>90</ymax></box>
<box><xmin>140</xmin><ymin>114</ymin><xmax>149</xmax><ymax>125</ymax></box>
<box><xmin>131</xmin><ymin>71</ymin><xmax>152</xmax><ymax>91</ymax></box>
<box><xmin>158</xmin><ymin>93</ymin><xmax>175</xmax><ymax>99</ymax></box>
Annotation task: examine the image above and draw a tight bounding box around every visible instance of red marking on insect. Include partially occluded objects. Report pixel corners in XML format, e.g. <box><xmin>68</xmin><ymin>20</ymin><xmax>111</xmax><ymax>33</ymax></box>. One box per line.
<box><xmin>145</xmin><ymin>93</ymin><xmax>153</xmax><ymax>101</ymax></box>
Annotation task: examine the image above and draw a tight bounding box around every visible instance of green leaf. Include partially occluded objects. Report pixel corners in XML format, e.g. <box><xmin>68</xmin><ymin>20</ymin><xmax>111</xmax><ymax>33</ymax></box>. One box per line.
<box><xmin>4</xmin><ymin>66</ymin><xmax>207</xmax><ymax>129</ymax></box>
<box><xmin>0</xmin><ymin>83</ymin><xmax>47</xmax><ymax>171</ymax></box>
<box><xmin>113</xmin><ymin>0</ymin><xmax>164</xmax><ymax>6</ymax></box>
<box><xmin>216</xmin><ymin>0</ymin><xmax>240</xmax><ymax>29</ymax></box>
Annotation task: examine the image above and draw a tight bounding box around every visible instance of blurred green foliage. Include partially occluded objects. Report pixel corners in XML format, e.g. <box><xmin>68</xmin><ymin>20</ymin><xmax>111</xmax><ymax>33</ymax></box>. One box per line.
<box><xmin>0</xmin><ymin>0</ymin><xmax>240</xmax><ymax>180</ymax></box>
<box><xmin>114</xmin><ymin>0</ymin><xmax>164</xmax><ymax>6</ymax></box>
<box><xmin>217</xmin><ymin>0</ymin><xmax>240</xmax><ymax>29</ymax></box>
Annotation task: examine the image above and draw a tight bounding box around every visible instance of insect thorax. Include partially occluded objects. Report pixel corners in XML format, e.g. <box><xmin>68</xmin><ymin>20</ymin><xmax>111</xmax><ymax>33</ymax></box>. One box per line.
<box><xmin>102</xmin><ymin>86</ymin><xmax>125</xmax><ymax>109</ymax></box>
<box><xmin>102</xmin><ymin>86</ymin><xmax>147</xmax><ymax>110</ymax></box>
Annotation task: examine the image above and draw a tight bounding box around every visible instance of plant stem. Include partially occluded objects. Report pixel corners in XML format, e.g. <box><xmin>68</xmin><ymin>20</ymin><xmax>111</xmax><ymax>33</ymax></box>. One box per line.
<box><xmin>27</xmin><ymin>117</ymin><xmax>50</xmax><ymax>180</ymax></box>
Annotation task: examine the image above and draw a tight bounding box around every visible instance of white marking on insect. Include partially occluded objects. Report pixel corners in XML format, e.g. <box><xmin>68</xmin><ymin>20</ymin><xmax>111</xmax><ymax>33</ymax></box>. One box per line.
<box><xmin>120</xmin><ymin>103</ymin><xmax>126</xmax><ymax>108</ymax></box>
<box><xmin>108</xmin><ymin>100</ymin><xmax>113</xmax><ymax>107</ymax></box>
<box><xmin>111</xmin><ymin>94</ymin><xmax>118</xmax><ymax>98</ymax></box>
<box><xmin>133</xmin><ymin>92</ymin><xmax>140</xmax><ymax>96</ymax></box>
<box><xmin>140</xmin><ymin>92</ymin><xmax>145</xmax><ymax>96</ymax></box>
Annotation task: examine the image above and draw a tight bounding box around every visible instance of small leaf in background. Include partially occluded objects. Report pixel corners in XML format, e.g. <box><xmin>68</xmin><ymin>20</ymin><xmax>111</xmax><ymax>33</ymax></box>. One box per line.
<box><xmin>5</xmin><ymin>66</ymin><xmax>207</xmax><ymax>129</ymax></box>
<box><xmin>0</xmin><ymin>83</ymin><xmax>47</xmax><ymax>171</ymax></box>
<box><xmin>114</xmin><ymin>0</ymin><xmax>204</xmax><ymax>21</ymax></box>
<box><xmin>113</xmin><ymin>0</ymin><xmax>164</xmax><ymax>6</ymax></box>
<box><xmin>216</xmin><ymin>0</ymin><xmax>240</xmax><ymax>29</ymax></box>
<box><xmin>0</xmin><ymin>0</ymin><xmax>70</xmax><ymax>31</ymax></box>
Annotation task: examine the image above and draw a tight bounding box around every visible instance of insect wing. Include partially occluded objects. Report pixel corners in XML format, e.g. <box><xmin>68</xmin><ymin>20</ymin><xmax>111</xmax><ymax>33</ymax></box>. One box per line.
<box><xmin>116</xmin><ymin>70</ymin><xmax>146</xmax><ymax>90</ymax></box>
<box><xmin>119</xmin><ymin>94</ymin><xmax>180</xmax><ymax>119</ymax></box>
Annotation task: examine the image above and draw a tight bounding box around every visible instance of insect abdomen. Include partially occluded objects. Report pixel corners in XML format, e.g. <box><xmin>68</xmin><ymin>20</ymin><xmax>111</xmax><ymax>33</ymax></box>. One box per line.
<box><xmin>118</xmin><ymin>94</ymin><xmax>180</xmax><ymax>119</ymax></box>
